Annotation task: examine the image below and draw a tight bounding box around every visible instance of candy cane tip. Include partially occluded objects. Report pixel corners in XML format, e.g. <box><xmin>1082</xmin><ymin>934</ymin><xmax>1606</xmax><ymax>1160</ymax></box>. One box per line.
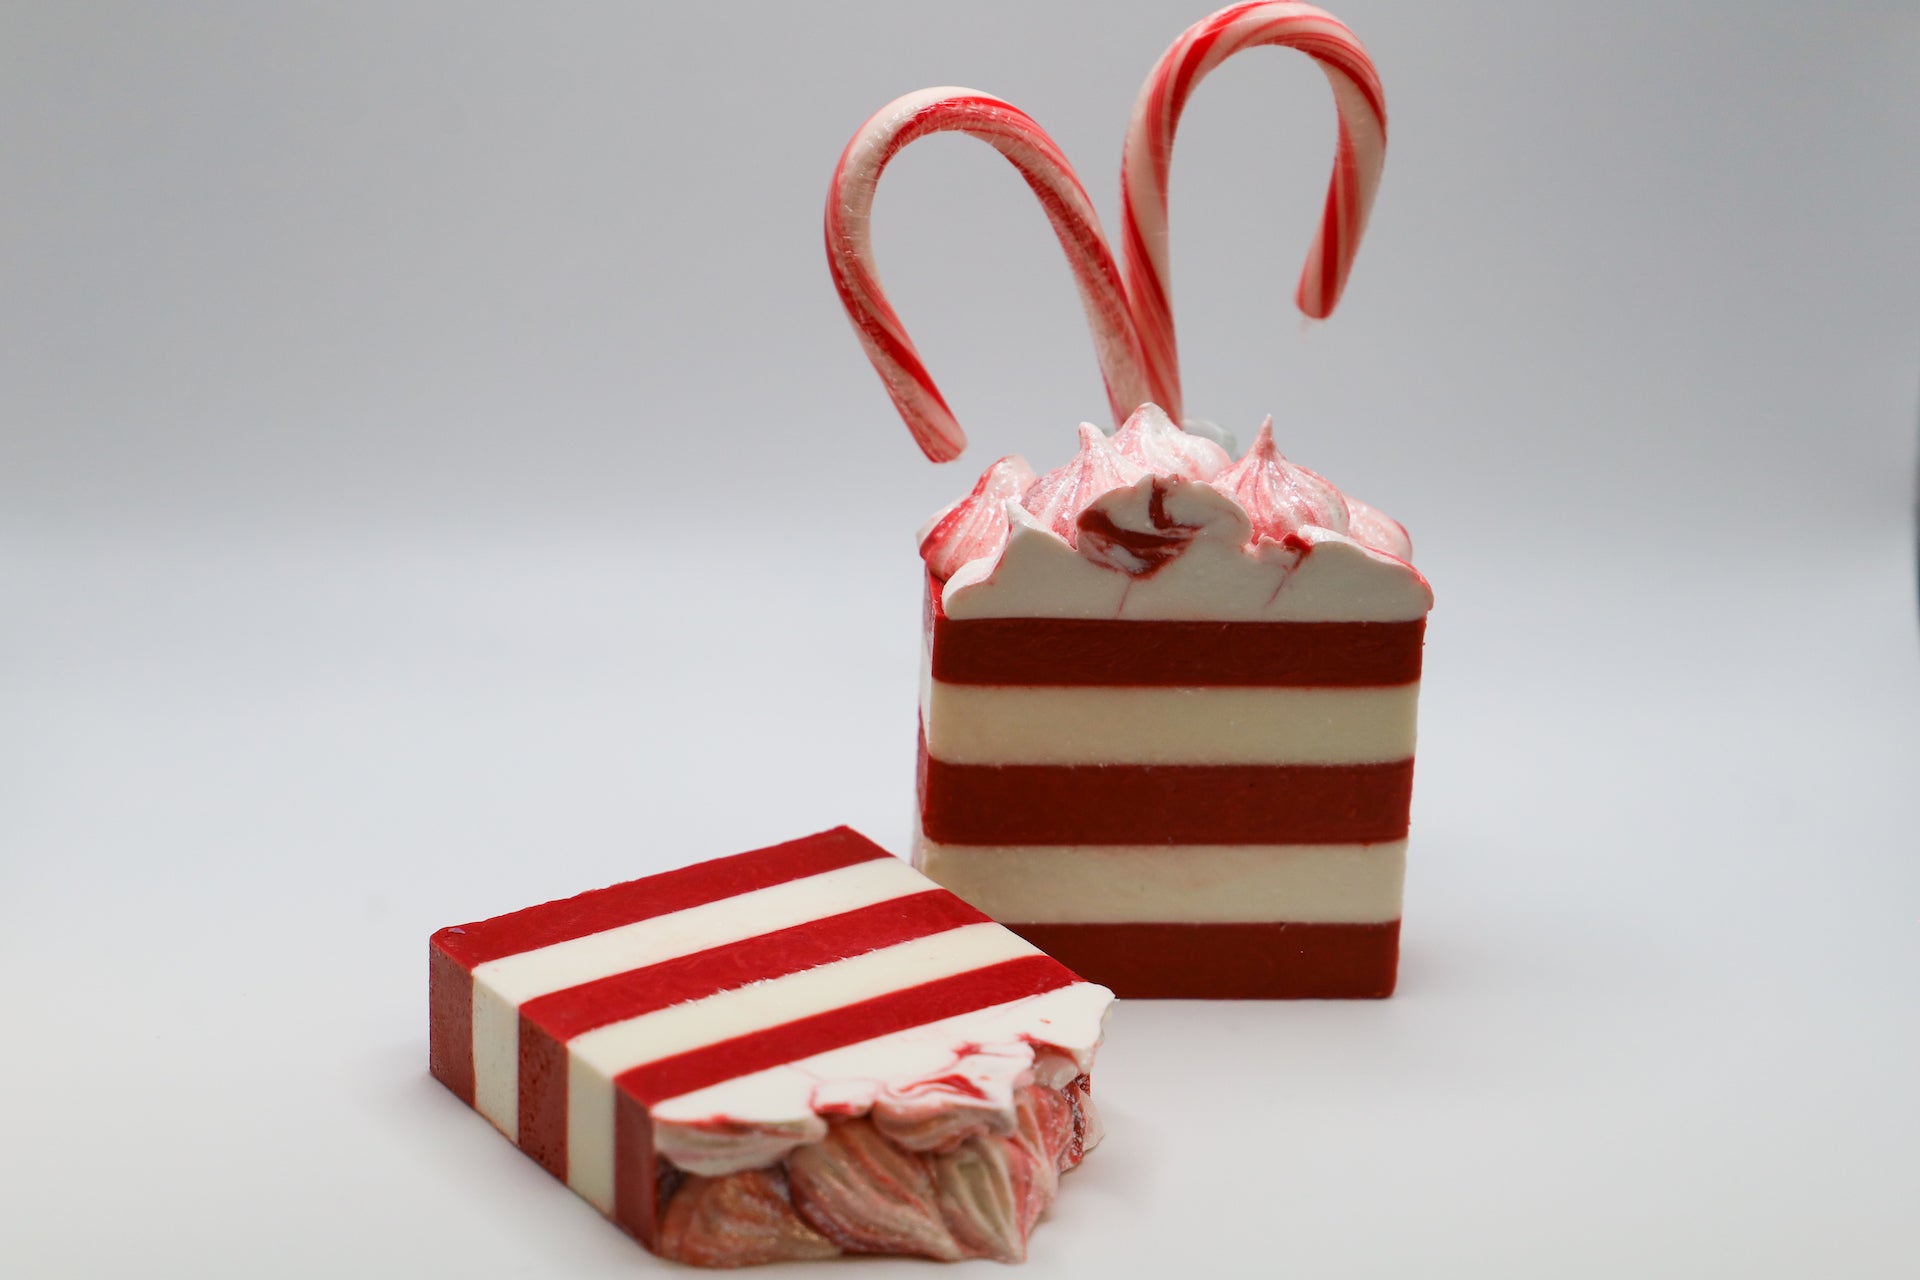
<box><xmin>921</xmin><ymin>434</ymin><xmax>965</xmax><ymax>463</ymax></box>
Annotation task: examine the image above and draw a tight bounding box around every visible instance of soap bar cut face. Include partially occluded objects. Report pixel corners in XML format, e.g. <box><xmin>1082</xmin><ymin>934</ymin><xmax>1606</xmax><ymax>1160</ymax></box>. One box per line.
<box><xmin>429</xmin><ymin>827</ymin><xmax>1112</xmax><ymax>1267</ymax></box>
<box><xmin>918</xmin><ymin>588</ymin><xmax>1421</xmax><ymax>997</ymax></box>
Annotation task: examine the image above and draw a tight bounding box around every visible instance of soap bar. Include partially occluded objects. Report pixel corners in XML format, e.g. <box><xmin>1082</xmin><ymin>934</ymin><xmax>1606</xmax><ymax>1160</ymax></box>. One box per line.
<box><xmin>429</xmin><ymin>827</ymin><xmax>1112</xmax><ymax>1267</ymax></box>
<box><xmin>913</xmin><ymin>412</ymin><xmax>1432</xmax><ymax>999</ymax></box>
<box><xmin>823</xmin><ymin>5</ymin><xmax>1421</xmax><ymax>999</ymax></box>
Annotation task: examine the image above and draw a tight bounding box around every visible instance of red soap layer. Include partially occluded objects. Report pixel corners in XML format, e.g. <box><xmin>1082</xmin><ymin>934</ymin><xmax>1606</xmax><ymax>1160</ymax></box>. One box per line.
<box><xmin>432</xmin><ymin>827</ymin><xmax>889</xmax><ymax>969</ymax></box>
<box><xmin>1003</xmin><ymin>921</ymin><xmax>1401</xmax><ymax>999</ymax></box>
<box><xmin>917</xmin><ymin>739</ymin><xmax>1414</xmax><ymax>845</ymax></box>
<box><xmin>925</xmin><ymin>575</ymin><xmax>1425</xmax><ymax>688</ymax></box>
<box><xmin>429</xmin><ymin>946</ymin><xmax>475</xmax><ymax>1105</ymax></box>
<box><xmin>616</xmin><ymin>954</ymin><xmax>1076</xmax><ymax>1107</ymax></box>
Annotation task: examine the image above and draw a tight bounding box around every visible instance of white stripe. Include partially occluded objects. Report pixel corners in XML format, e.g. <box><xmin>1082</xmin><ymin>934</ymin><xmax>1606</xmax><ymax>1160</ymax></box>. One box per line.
<box><xmin>915</xmin><ymin>835</ymin><xmax>1407</xmax><ymax>924</ymax></box>
<box><xmin>923</xmin><ymin>678</ymin><xmax>1419</xmax><ymax>765</ymax></box>
<box><xmin>465</xmin><ymin>856</ymin><xmax>931</xmax><ymax>1140</ymax></box>
<box><xmin>565</xmin><ymin>922</ymin><xmax>1038</xmax><ymax>1212</ymax></box>
<box><xmin>652</xmin><ymin>985</ymin><xmax>1104</xmax><ymax>1122</ymax></box>
<box><xmin>470</xmin><ymin>985</ymin><xmax>523</xmax><ymax>1137</ymax></box>
<box><xmin>649</xmin><ymin>984</ymin><xmax>1112</xmax><ymax>1176</ymax></box>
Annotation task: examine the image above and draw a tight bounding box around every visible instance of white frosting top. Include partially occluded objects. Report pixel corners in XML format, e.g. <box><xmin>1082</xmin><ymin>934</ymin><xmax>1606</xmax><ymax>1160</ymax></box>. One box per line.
<box><xmin>922</xmin><ymin>405</ymin><xmax>1432</xmax><ymax>622</ymax></box>
<box><xmin>650</xmin><ymin>984</ymin><xmax>1110</xmax><ymax>1175</ymax></box>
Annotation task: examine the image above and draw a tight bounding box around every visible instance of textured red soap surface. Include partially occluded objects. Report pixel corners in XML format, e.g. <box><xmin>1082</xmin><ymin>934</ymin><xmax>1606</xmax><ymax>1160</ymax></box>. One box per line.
<box><xmin>926</xmin><ymin>572</ymin><xmax>1426</xmax><ymax>688</ymax></box>
<box><xmin>1007</xmin><ymin>922</ymin><xmax>1401</xmax><ymax>999</ymax></box>
<box><xmin>430</xmin><ymin>826</ymin><xmax>1112</xmax><ymax>1267</ymax></box>
<box><xmin>917</xmin><ymin>735</ymin><xmax>1415</xmax><ymax>847</ymax></box>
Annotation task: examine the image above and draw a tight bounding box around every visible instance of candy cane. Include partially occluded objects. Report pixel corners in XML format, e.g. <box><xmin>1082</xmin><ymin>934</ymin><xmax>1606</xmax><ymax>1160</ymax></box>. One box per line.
<box><xmin>1121</xmin><ymin>2</ymin><xmax>1388</xmax><ymax>422</ymax></box>
<box><xmin>827</xmin><ymin>88</ymin><xmax>1152</xmax><ymax>463</ymax></box>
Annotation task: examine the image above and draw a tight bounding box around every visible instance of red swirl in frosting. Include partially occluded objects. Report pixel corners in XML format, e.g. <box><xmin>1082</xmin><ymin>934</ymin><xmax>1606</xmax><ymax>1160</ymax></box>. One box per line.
<box><xmin>1020</xmin><ymin>424</ymin><xmax>1144</xmax><ymax>545</ymax></box>
<box><xmin>1074</xmin><ymin>475</ymin><xmax>1252</xmax><ymax>578</ymax></box>
<box><xmin>919</xmin><ymin>410</ymin><xmax>1418</xmax><ymax>598</ymax></box>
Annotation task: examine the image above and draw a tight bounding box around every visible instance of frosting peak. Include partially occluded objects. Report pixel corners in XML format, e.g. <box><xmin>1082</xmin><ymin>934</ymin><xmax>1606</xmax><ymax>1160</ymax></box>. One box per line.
<box><xmin>1020</xmin><ymin>424</ymin><xmax>1144</xmax><ymax>545</ymax></box>
<box><xmin>923</xmin><ymin>416</ymin><xmax>1430</xmax><ymax>623</ymax></box>
<box><xmin>1109</xmin><ymin>403</ymin><xmax>1230</xmax><ymax>481</ymax></box>
<box><xmin>1210</xmin><ymin>417</ymin><xmax>1350</xmax><ymax>547</ymax></box>
<box><xmin>919</xmin><ymin>455</ymin><xmax>1038</xmax><ymax>580</ymax></box>
<box><xmin>1344</xmin><ymin>496</ymin><xmax>1413</xmax><ymax>562</ymax></box>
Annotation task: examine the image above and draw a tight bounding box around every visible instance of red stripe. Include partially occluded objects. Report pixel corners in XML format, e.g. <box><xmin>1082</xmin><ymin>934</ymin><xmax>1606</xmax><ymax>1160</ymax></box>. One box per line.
<box><xmin>929</xmin><ymin>603</ymin><xmax>1424</xmax><ymax>688</ymax></box>
<box><xmin>616</xmin><ymin>956</ymin><xmax>1077</xmax><ymax>1108</ymax></box>
<box><xmin>919</xmin><ymin>741</ymin><xmax>1413</xmax><ymax>845</ymax></box>
<box><xmin>517</xmin><ymin>1018</ymin><xmax>568</xmax><ymax>1178</ymax></box>
<box><xmin>1174</xmin><ymin>25</ymin><xmax>1226</xmax><ymax>120</ymax></box>
<box><xmin>1006</xmin><ymin>921</ymin><xmax>1399</xmax><ymax>999</ymax></box>
<box><xmin>925</xmin><ymin>574</ymin><xmax>1424</xmax><ymax>687</ymax></box>
<box><xmin>431</xmin><ymin>827</ymin><xmax>889</xmax><ymax>968</ymax></box>
<box><xmin>1297</xmin><ymin>30</ymin><xmax>1386</xmax><ymax>122</ymax></box>
<box><xmin>428</xmin><ymin>941</ymin><xmax>474</xmax><ymax>1105</ymax></box>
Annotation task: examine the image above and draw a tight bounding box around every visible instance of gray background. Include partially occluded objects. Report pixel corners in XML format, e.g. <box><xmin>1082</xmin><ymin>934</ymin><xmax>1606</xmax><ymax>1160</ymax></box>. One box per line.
<box><xmin>3</xmin><ymin>2</ymin><xmax>1917</xmax><ymax>1276</ymax></box>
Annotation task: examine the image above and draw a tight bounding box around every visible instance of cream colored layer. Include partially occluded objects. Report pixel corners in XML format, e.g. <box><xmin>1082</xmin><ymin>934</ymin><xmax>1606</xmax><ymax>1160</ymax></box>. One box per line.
<box><xmin>913</xmin><ymin>837</ymin><xmax>1407</xmax><ymax>924</ymax></box>
<box><xmin>921</xmin><ymin>677</ymin><xmax>1419</xmax><ymax>765</ymax></box>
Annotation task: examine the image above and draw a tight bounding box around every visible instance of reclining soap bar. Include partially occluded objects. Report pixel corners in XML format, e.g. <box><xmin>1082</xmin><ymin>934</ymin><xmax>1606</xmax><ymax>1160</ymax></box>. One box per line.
<box><xmin>429</xmin><ymin>826</ymin><xmax>1112</xmax><ymax>1267</ymax></box>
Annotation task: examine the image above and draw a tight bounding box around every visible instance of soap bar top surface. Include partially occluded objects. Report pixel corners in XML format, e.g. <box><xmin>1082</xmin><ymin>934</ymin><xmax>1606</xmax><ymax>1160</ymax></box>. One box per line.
<box><xmin>429</xmin><ymin>827</ymin><xmax>1112</xmax><ymax>1207</ymax></box>
<box><xmin>921</xmin><ymin>407</ymin><xmax>1433</xmax><ymax>622</ymax></box>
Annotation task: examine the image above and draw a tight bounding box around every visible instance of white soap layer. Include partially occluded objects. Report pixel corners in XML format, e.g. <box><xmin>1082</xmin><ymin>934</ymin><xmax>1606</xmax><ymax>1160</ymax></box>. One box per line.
<box><xmin>922</xmin><ymin>678</ymin><xmax>1420</xmax><ymax>766</ymax></box>
<box><xmin>649</xmin><ymin>983</ymin><xmax>1112</xmax><ymax>1176</ymax></box>
<box><xmin>914</xmin><ymin>836</ymin><xmax>1407</xmax><ymax>925</ymax></box>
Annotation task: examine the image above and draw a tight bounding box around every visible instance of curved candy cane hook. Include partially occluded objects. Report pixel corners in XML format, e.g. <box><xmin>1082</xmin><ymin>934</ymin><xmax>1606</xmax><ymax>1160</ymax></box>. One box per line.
<box><xmin>827</xmin><ymin>88</ymin><xmax>1153</xmax><ymax>463</ymax></box>
<box><xmin>1122</xmin><ymin>2</ymin><xmax>1388</xmax><ymax>423</ymax></box>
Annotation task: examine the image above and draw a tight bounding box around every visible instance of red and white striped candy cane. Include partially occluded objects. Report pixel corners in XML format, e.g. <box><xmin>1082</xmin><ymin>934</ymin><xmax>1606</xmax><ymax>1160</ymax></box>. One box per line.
<box><xmin>827</xmin><ymin>88</ymin><xmax>1151</xmax><ymax>463</ymax></box>
<box><xmin>1121</xmin><ymin>2</ymin><xmax>1388</xmax><ymax>422</ymax></box>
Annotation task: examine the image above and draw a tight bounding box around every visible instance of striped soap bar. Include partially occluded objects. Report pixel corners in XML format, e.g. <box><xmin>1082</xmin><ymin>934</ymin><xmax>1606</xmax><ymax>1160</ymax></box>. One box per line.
<box><xmin>911</xmin><ymin>416</ymin><xmax>1433</xmax><ymax>1000</ymax></box>
<box><xmin>429</xmin><ymin>826</ymin><xmax>1112</xmax><ymax>1267</ymax></box>
<box><xmin>916</xmin><ymin>594</ymin><xmax>1421</xmax><ymax>997</ymax></box>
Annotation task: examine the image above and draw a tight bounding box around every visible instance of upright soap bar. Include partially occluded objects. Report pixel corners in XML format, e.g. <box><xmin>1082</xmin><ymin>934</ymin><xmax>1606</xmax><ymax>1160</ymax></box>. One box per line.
<box><xmin>429</xmin><ymin>826</ymin><xmax>1112</xmax><ymax>1267</ymax></box>
<box><xmin>914</xmin><ymin>410</ymin><xmax>1432</xmax><ymax>999</ymax></box>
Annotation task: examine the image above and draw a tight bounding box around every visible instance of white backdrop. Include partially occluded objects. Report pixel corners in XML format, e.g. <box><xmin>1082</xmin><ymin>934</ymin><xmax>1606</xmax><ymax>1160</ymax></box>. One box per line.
<box><xmin>3</xmin><ymin>3</ymin><xmax>1917</xmax><ymax>1276</ymax></box>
